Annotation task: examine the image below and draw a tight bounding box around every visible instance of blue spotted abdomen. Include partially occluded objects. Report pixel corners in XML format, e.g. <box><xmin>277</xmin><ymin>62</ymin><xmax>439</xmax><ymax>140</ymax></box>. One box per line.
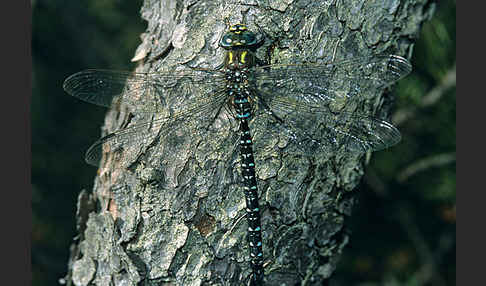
<box><xmin>225</xmin><ymin>68</ymin><xmax>264</xmax><ymax>281</ymax></box>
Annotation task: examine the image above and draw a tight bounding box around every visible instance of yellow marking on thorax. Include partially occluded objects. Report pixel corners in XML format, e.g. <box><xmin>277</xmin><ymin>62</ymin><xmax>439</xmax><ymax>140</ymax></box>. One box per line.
<box><xmin>240</xmin><ymin>51</ymin><xmax>248</xmax><ymax>64</ymax></box>
<box><xmin>228</xmin><ymin>51</ymin><xmax>234</xmax><ymax>64</ymax></box>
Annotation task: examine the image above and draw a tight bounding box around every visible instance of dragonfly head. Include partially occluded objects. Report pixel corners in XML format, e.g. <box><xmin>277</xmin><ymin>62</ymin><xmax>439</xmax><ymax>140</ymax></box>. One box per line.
<box><xmin>220</xmin><ymin>24</ymin><xmax>259</xmax><ymax>50</ymax></box>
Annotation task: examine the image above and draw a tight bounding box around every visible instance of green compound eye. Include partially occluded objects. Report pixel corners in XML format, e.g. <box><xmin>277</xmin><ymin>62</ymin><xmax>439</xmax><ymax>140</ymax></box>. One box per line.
<box><xmin>242</xmin><ymin>32</ymin><xmax>256</xmax><ymax>45</ymax></box>
<box><xmin>220</xmin><ymin>35</ymin><xmax>234</xmax><ymax>48</ymax></box>
<box><xmin>220</xmin><ymin>26</ymin><xmax>258</xmax><ymax>49</ymax></box>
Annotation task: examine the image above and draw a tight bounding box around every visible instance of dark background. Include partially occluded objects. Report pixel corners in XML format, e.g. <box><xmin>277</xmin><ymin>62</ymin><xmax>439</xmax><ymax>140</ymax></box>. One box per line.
<box><xmin>32</xmin><ymin>1</ymin><xmax>456</xmax><ymax>285</ymax></box>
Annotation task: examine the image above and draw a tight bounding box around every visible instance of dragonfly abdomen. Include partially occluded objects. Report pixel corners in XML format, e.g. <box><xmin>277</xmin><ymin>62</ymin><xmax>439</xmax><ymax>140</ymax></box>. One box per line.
<box><xmin>226</xmin><ymin>61</ymin><xmax>265</xmax><ymax>283</ymax></box>
<box><xmin>239</xmin><ymin>119</ymin><xmax>264</xmax><ymax>284</ymax></box>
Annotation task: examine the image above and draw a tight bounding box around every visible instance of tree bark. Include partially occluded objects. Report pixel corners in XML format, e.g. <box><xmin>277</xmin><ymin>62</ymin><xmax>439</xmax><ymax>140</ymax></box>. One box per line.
<box><xmin>65</xmin><ymin>0</ymin><xmax>436</xmax><ymax>285</ymax></box>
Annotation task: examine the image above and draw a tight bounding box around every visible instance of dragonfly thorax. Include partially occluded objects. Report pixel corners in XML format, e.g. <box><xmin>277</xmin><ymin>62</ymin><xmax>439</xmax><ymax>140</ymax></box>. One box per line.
<box><xmin>224</xmin><ymin>49</ymin><xmax>256</xmax><ymax>70</ymax></box>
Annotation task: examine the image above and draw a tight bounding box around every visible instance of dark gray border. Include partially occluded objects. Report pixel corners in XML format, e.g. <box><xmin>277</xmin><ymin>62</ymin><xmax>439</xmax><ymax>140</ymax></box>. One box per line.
<box><xmin>1</xmin><ymin>1</ymin><xmax>32</xmax><ymax>285</ymax></box>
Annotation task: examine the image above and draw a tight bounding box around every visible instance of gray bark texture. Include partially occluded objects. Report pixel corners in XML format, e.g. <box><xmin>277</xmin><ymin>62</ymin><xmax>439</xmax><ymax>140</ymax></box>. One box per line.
<box><xmin>66</xmin><ymin>0</ymin><xmax>435</xmax><ymax>285</ymax></box>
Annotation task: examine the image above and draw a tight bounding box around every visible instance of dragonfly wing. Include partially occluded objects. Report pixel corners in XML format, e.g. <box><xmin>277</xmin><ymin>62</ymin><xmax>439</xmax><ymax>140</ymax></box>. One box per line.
<box><xmin>249</xmin><ymin>54</ymin><xmax>407</xmax><ymax>155</ymax></box>
<box><xmin>85</xmin><ymin>87</ymin><xmax>229</xmax><ymax>166</ymax></box>
<box><xmin>252</xmin><ymin>55</ymin><xmax>412</xmax><ymax>103</ymax></box>
<box><xmin>252</xmin><ymin>99</ymin><xmax>400</xmax><ymax>156</ymax></box>
<box><xmin>63</xmin><ymin>69</ymin><xmax>225</xmax><ymax>113</ymax></box>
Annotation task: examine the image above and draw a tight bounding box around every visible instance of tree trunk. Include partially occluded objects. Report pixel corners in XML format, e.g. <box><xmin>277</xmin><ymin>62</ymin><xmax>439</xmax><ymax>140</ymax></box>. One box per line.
<box><xmin>65</xmin><ymin>0</ymin><xmax>435</xmax><ymax>285</ymax></box>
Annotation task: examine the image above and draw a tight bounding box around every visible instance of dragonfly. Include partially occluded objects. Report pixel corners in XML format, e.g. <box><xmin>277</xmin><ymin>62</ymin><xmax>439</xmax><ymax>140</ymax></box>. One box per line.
<box><xmin>63</xmin><ymin>23</ymin><xmax>411</xmax><ymax>285</ymax></box>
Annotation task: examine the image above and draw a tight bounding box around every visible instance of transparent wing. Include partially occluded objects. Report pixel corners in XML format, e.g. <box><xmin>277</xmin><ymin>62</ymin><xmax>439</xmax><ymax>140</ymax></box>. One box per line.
<box><xmin>85</xmin><ymin>87</ymin><xmax>229</xmax><ymax>166</ymax></box>
<box><xmin>250</xmin><ymin>55</ymin><xmax>408</xmax><ymax>154</ymax></box>
<box><xmin>252</xmin><ymin>99</ymin><xmax>401</xmax><ymax>155</ymax></box>
<box><xmin>252</xmin><ymin>55</ymin><xmax>411</xmax><ymax>103</ymax></box>
<box><xmin>63</xmin><ymin>68</ymin><xmax>225</xmax><ymax>113</ymax></box>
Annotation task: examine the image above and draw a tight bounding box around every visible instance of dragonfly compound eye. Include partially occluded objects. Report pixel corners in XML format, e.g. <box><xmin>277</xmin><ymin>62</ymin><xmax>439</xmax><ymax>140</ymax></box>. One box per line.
<box><xmin>242</xmin><ymin>32</ymin><xmax>256</xmax><ymax>46</ymax></box>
